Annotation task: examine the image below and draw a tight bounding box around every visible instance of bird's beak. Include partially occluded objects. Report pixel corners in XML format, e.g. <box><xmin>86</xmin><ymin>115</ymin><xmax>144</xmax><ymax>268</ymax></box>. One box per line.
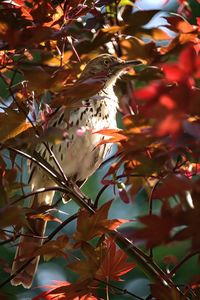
<box><xmin>122</xmin><ymin>60</ymin><xmax>142</xmax><ymax>67</ymax></box>
<box><xmin>113</xmin><ymin>59</ymin><xmax>142</xmax><ymax>70</ymax></box>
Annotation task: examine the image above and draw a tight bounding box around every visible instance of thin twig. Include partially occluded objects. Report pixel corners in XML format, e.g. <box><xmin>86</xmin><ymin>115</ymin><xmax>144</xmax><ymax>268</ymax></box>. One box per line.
<box><xmin>116</xmin><ymin>174</ymin><xmax>158</xmax><ymax>180</ymax></box>
<box><xmin>7</xmin><ymin>80</ymin><xmax>69</xmax><ymax>184</ymax></box>
<box><xmin>0</xmin><ymin>145</ymin><xmax>93</xmax><ymax>211</ymax></box>
<box><xmin>45</xmin><ymin>213</ymin><xmax>78</xmax><ymax>242</ymax></box>
<box><xmin>0</xmin><ymin>234</ymin><xmax>20</xmax><ymax>246</ymax></box>
<box><xmin>0</xmin><ymin>229</ymin><xmax>48</xmax><ymax>246</ymax></box>
<box><xmin>2</xmin><ymin>186</ymin><xmax>67</xmax><ymax>209</ymax></box>
<box><xmin>94</xmin><ymin>173</ymin><xmax>158</xmax><ymax>209</ymax></box>
<box><xmin>0</xmin><ymin>146</ymin><xmax>187</xmax><ymax>297</ymax></box>
<box><xmin>148</xmin><ymin>180</ymin><xmax>161</xmax><ymax>259</ymax></box>
<box><xmin>94</xmin><ymin>278</ymin><xmax>144</xmax><ymax>300</ymax></box>
<box><xmin>0</xmin><ymin>213</ymin><xmax>78</xmax><ymax>289</ymax></box>
<box><xmin>94</xmin><ymin>184</ymin><xmax>109</xmax><ymax>209</ymax></box>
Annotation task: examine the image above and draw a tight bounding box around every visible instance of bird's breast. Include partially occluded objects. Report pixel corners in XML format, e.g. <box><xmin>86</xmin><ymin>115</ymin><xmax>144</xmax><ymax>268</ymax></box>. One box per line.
<box><xmin>38</xmin><ymin>91</ymin><xmax>118</xmax><ymax>182</ymax></box>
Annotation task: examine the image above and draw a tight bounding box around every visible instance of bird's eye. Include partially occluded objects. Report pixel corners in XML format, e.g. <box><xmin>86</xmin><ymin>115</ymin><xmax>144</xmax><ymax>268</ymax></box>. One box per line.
<box><xmin>104</xmin><ymin>59</ymin><xmax>110</xmax><ymax>66</ymax></box>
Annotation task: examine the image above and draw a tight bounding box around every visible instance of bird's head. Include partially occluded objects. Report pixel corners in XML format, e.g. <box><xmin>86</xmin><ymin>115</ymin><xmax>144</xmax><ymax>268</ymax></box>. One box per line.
<box><xmin>80</xmin><ymin>54</ymin><xmax>142</xmax><ymax>86</ymax></box>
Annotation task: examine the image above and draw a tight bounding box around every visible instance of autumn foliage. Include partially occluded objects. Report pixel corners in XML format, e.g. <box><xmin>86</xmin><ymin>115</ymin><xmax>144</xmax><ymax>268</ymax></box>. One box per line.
<box><xmin>0</xmin><ymin>0</ymin><xmax>200</xmax><ymax>299</ymax></box>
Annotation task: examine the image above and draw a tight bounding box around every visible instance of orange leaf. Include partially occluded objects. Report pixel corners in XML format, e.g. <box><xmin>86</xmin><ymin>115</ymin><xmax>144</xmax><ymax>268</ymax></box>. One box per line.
<box><xmin>94</xmin><ymin>128</ymin><xmax>127</xmax><ymax>145</ymax></box>
<box><xmin>102</xmin><ymin>25</ymin><xmax>122</xmax><ymax>33</ymax></box>
<box><xmin>0</xmin><ymin>108</ymin><xmax>31</xmax><ymax>143</ymax></box>
<box><xmin>21</xmin><ymin>234</ymin><xmax>69</xmax><ymax>261</ymax></box>
<box><xmin>30</xmin><ymin>213</ymin><xmax>62</xmax><ymax>224</ymax></box>
<box><xmin>21</xmin><ymin>65</ymin><xmax>72</xmax><ymax>93</ymax></box>
<box><xmin>74</xmin><ymin>201</ymin><xmax>128</xmax><ymax>242</ymax></box>
<box><xmin>0</xmin><ymin>206</ymin><xmax>30</xmax><ymax>229</ymax></box>
<box><xmin>121</xmin><ymin>37</ymin><xmax>157</xmax><ymax>64</ymax></box>
<box><xmin>164</xmin><ymin>15</ymin><xmax>198</xmax><ymax>33</ymax></box>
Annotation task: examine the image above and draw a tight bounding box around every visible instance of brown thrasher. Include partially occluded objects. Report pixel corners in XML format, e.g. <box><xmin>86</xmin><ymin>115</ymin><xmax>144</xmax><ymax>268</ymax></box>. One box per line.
<box><xmin>11</xmin><ymin>54</ymin><xmax>141</xmax><ymax>288</ymax></box>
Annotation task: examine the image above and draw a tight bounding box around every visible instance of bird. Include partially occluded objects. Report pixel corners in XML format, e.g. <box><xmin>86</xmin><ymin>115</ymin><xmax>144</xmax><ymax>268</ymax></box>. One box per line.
<box><xmin>11</xmin><ymin>54</ymin><xmax>141</xmax><ymax>288</ymax></box>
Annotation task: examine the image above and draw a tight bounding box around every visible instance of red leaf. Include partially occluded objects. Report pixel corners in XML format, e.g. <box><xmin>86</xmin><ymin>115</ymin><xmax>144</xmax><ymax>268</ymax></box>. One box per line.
<box><xmin>134</xmin><ymin>214</ymin><xmax>175</xmax><ymax>248</ymax></box>
<box><xmin>32</xmin><ymin>280</ymin><xmax>70</xmax><ymax>300</ymax></box>
<box><xmin>179</xmin><ymin>45</ymin><xmax>198</xmax><ymax>75</ymax></box>
<box><xmin>134</xmin><ymin>81</ymin><xmax>165</xmax><ymax>102</ymax></box>
<box><xmin>162</xmin><ymin>64</ymin><xmax>186</xmax><ymax>82</ymax></box>
<box><xmin>96</xmin><ymin>238</ymin><xmax>136</xmax><ymax>281</ymax></box>
<box><xmin>152</xmin><ymin>174</ymin><xmax>191</xmax><ymax>199</ymax></box>
<box><xmin>162</xmin><ymin>45</ymin><xmax>199</xmax><ymax>82</ymax></box>
<box><xmin>133</xmin><ymin>201</ymin><xmax>185</xmax><ymax>248</ymax></box>
<box><xmin>33</xmin><ymin>280</ymin><xmax>100</xmax><ymax>300</ymax></box>
<box><xmin>155</xmin><ymin>113</ymin><xmax>181</xmax><ymax>137</ymax></box>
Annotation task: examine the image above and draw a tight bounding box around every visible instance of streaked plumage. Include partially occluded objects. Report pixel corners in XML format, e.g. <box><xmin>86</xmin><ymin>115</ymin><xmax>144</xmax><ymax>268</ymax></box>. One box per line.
<box><xmin>11</xmin><ymin>54</ymin><xmax>141</xmax><ymax>288</ymax></box>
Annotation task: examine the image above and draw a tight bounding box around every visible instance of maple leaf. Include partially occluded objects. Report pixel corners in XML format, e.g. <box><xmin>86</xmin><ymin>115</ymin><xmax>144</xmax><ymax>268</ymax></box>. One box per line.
<box><xmin>162</xmin><ymin>45</ymin><xmax>200</xmax><ymax>82</ymax></box>
<box><xmin>0</xmin><ymin>108</ymin><xmax>31</xmax><ymax>143</ymax></box>
<box><xmin>68</xmin><ymin>243</ymin><xmax>101</xmax><ymax>280</ymax></box>
<box><xmin>32</xmin><ymin>280</ymin><xmax>71</xmax><ymax>300</ymax></box>
<box><xmin>118</xmin><ymin>185</ymin><xmax>130</xmax><ymax>203</ymax></box>
<box><xmin>69</xmin><ymin>238</ymin><xmax>135</xmax><ymax>284</ymax></box>
<box><xmin>134</xmin><ymin>45</ymin><xmax>200</xmax><ymax>137</ymax></box>
<box><xmin>160</xmin><ymin>15</ymin><xmax>199</xmax><ymax>54</ymax></box>
<box><xmin>94</xmin><ymin>128</ymin><xmax>127</xmax><ymax>145</ymax></box>
<box><xmin>15</xmin><ymin>235</ymin><xmax>69</xmax><ymax>262</ymax></box>
<box><xmin>0</xmin><ymin>206</ymin><xmax>31</xmax><ymax>229</ymax></box>
<box><xmin>35</xmin><ymin>234</ymin><xmax>69</xmax><ymax>261</ymax></box>
<box><xmin>165</xmin><ymin>14</ymin><xmax>198</xmax><ymax>34</ymax></box>
<box><xmin>152</xmin><ymin>174</ymin><xmax>191</xmax><ymax>199</ymax></box>
<box><xmin>133</xmin><ymin>201</ymin><xmax>183</xmax><ymax>248</ymax></box>
<box><xmin>29</xmin><ymin>212</ymin><xmax>62</xmax><ymax>224</ymax></box>
<box><xmin>121</xmin><ymin>36</ymin><xmax>157</xmax><ymax>64</ymax></box>
<box><xmin>96</xmin><ymin>238</ymin><xmax>136</xmax><ymax>282</ymax></box>
<box><xmin>33</xmin><ymin>279</ymin><xmax>100</xmax><ymax>300</ymax></box>
<box><xmin>20</xmin><ymin>65</ymin><xmax>73</xmax><ymax>93</ymax></box>
<box><xmin>73</xmin><ymin>201</ymin><xmax>128</xmax><ymax>242</ymax></box>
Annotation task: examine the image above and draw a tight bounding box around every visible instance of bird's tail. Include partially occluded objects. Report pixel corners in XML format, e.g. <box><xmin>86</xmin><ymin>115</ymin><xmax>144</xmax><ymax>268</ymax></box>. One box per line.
<box><xmin>11</xmin><ymin>188</ymin><xmax>55</xmax><ymax>288</ymax></box>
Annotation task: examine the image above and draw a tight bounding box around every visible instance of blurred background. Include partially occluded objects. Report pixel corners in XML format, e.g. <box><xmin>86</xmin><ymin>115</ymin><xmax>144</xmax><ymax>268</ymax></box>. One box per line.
<box><xmin>0</xmin><ymin>0</ymin><xmax>200</xmax><ymax>299</ymax></box>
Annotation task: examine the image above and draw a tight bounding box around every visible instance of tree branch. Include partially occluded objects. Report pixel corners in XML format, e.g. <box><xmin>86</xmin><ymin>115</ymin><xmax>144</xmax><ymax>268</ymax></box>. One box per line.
<box><xmin>0</xmin><ymin>145</ymin><xmax>187</xmax><ymax>297</ymax></box>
